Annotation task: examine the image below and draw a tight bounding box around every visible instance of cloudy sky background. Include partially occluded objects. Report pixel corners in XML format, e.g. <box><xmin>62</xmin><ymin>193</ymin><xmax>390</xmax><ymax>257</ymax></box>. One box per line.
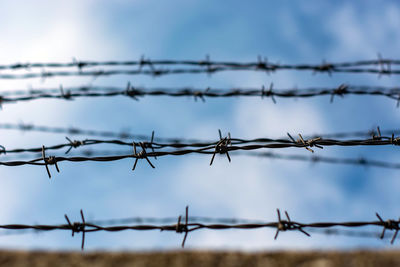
<box><xmin>0</xmin><ymin>0</ymin><xmax>400</xmax><ymax>250</ymax></box>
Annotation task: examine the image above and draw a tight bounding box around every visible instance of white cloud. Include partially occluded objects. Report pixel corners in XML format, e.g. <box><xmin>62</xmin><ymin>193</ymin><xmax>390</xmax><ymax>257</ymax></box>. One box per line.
<box><xmin>326</xmin><ymin>3</ymin><xmax>400</xmax><ymax>60</ymax></box>
<box><xmin>234</xmin><ymin>98</ymin><xmax>328</xmax><ymax>138</ymax></box>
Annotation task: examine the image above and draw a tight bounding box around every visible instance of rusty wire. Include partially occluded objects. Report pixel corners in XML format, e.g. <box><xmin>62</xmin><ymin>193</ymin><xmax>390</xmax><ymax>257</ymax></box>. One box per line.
<box><xmin>1</xmin><ymin>122</ymin><xmax>397</xmax><ymax>143</ymax></box>
<box><xmin>0</xmin><ymin>208</ymin><xmax>399</xmax><ymax>250</ymax></box>
<box><xmin>1</xmin><ymin>84</ymin><xmax>400</xmax><ymax>105</ymax></box>
<box><xmin>0</xmin><ymin>57</ymin><xmax>399</xmax><ymax>79</ymax></box>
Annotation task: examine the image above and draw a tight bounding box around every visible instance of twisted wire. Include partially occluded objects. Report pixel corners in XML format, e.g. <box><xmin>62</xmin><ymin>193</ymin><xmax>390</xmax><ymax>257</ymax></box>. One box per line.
<box><xmin>0</xmin><ymin>58</ymin><xmax>399</xmax><ymax>70</ymax></box>
<box><xmin>1</xmin><ymin>135</ymin><xmax>400</xmax><ymax>179</ymax></box>
<box><xmin>1</xmin><ymin>134</ymin><xmax>399</xmax><ymax>155</ymax></box>
<box><xmin>2</xmin><ymin>148</ymin><xmax>400</xmax><ymax>170</ymax></box>
<box><xmin>0</xmin><ymin>58</ymin><xmax>399</xmax><ymax>79</ymax></box>
<box><xmin>1</xmin><ymin>84</ymin><xmax>400</xmax><ymax>105</ymax></box>
<box><xmin>1</xmin><ymin>122</ymin><xmax>397</xmax><ymax>142</ymax></box>
<box><xmin>0</xmin><ymin>209</ymin><xmax>398</xmax><ymax>250</ymax></box>
<box><xmin>0</xmin><ymin>218</ymin><xmax>387</xmax><ymax>240</ymax></box>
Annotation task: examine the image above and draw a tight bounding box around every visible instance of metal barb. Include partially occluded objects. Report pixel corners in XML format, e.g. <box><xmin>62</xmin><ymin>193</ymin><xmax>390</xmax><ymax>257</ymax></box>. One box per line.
<box><xmin>150</xmin><ymin>131</ymin><xmax>157</xmax><ymax>159</ymax></box>
<box><xmin>125</xmin><ymin>82</ymin><xmax>139</xmax><ymax>101</ymax></box>
<box><xmin>42</xmin><ymin>146</ymin><xmax>51</xmax><ymax>179</ymax></box>
<box><xmin>298</xmin><ymin>134</ymin><xmax>323</xmax><ymax>153</ymax></box>
<box><xmin>376</xmin><ymin>213</ymin><xmax>400</xmax><ymax>244</ymax></box>
<box><xmin>194</xmin><ymin>87</ymin><xmax>209</xmax><ymax>103</ymax></box>
<box><xmin>261</xmin><ymin>83</ymin><xmax>276</xmax><ymax>103</ymax></box>
<box><xmin>65</xmin><ymin>137</ymin><xmax>84</xmax><ymax>154</ymax></box>
<box><xmin>42</xmin><ymin>145</ymin><xmax>57</xmax><ymax>179</ymax></box>
<box><xmin>176</xmin><ymin>206</ymin><xmax>189</xmax><ymax>248</ymax></box>
<box><xmin>64</xmin><ymin>210</ymin><xmax>86</xmax><ymax>250</ymax></box>
<box><xmin>274</xmin><ymin>209</ymin><xmax>309</xmax><ymax>240</ymax></box>
<box><xmin>314</xmin><ymin>60</ymin><xmax>333</xmax><ymax>76</ymax></box>
<box><xmin>203</xmin><ymin>54</ymin><xmax>214</xmax><ymax>77</ymax></box>
<box><xmin>132</xmin><ymin>142</ymin><xmax>155</xmax><ymax>171</ymax></box>
<box><xmin>0</xmin><ymin>145</ymin><xmax>5</xmax><ymax>155</ymax></box>
<box><xmin>210</xmin><ymin>130</ymin><xmax>231</xmax><ymax>165</ymax></box>
<box><xmin>330</xmin><ymin>84</ymin><xmax>348</xmax><ymax>103</ymax></box>
<box><xmin>377</xmin><ymin>53</ymin><xmax>391</xmax><ymax>78</ymax></box>
<box><xmin>59</xmin><ymin>85</ymin><xmax>72</xmax><ymax>100</ymax></box>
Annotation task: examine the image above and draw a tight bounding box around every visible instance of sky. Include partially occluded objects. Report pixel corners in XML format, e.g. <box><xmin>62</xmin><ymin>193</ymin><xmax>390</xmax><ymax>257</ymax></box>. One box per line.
<box><xmin>0</xmin><ymin>0</ymin><xmax>400</xmax><ymax>251</ymax></box>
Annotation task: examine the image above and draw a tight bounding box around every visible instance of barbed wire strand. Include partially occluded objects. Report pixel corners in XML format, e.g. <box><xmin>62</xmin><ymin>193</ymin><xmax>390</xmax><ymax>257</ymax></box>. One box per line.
<box><xmin>0</xmin><ymin>208</ymin><xmax>399</xmax><ymax>250</ymax></box>
<box><xmin>1</xmin><ymin>67</ymin><xmax>400</xmax><ymax>80</ymax></box>
<box><xmin>2</xmin><ymin>149</ymin><xmax>400</xmax><ymax>170</ymax></box>
<box><xmin>0</xmin><ymin>218</ymin><xmax>387</xmax><ymax>240</ymax></box>
<box><xmin>0</xmin><ymin>57</ymin><xmax>399</xmax><ymax>70</ymax></box>
<box><xmin>1</xmin><ymin>122</ymin><xmax>396</xmax><ymax>143</ymax></box>
<box><xmin>1</xmin><ymin>84</ymin><xmax>400</xmax><ymax>105</ymax></box>
<box><xmin>1</xmin><ymin>130</ymin><xmax>399</xmax><ymax>155</ymax></box>
<box><xmin>1</xmin><ymin>133</ymin><xmax>400</xmax><ymax>178</ymax></box>
<box><xmin>0</xmin><ymin>57</ymin><xmax>399</xmax><ymax>78</ymax></box>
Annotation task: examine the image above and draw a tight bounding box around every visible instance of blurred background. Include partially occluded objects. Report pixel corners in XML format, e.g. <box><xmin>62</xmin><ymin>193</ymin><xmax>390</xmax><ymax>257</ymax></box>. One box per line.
<box><xmin>0</xmin><ymin>0</ymin><xmax>400</xmax><ymax>250</ymax></box>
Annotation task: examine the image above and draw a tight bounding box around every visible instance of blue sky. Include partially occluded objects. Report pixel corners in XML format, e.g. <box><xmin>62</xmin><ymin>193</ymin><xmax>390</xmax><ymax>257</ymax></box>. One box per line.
<box><xmin>0</xmin><ymin>0</ymin><xmax>400</xmax><ymax>250</ymax></box>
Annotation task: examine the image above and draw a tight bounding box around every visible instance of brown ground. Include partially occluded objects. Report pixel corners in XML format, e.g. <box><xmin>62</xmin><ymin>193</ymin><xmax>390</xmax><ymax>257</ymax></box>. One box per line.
<box><xmin>0</xmin><ymin>250</ymin><xmax>399</xmax><ymax>267</ymax></box>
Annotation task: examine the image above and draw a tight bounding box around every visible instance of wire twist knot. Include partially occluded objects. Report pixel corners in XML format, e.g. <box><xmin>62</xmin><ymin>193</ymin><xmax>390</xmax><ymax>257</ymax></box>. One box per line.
<box><xmin>390</xmin><ymin>134</ymin><xmax>400</xmax><ymax>145</ymax></box>
<box><xmin>261</xmin><ymin>83</ymin><xmax>276</xmax><ymax>103</ymax></box>
<box><xmin>288</xmin><ymin>133</ymin><xmax>323</xmax><ymax>153</ymax></box>
<box><xmin>314</xmin><ymin>60</ymin><xmax>334</xmax><ymax>76</ymax></box>
<box><xmin>132</xmin><ymin>142</ymin><xmax>155</xmax><ymax>171</ymax></box>
<box><xmin>125</xmin><ymin>82</ymin><xmax>140</xmax><ymax>100</ymax></box>
<box><xmin>175</xmin><ymin>206</ymin><xmax>189</xmax><ymax>248</ymax></box>
<box><xmin>376</xmin><ymin>213</ymin><xmax>400</xmax><ymax>244</ymax></box>
<box><xmin>64</xmin><ymin>210</ymin><xmax>86</xmax><ymax>250</ymax></box>
<box><xmin>193</xmin><ymin>88</ymin><xmax>210</xmax><ymax>102</ymax></box>
<box><xmin>210</xmin><ymin>130</ymin><xmax>232</xmax><ymax>165</ymax></box>
<box><xmin>274</xmin><ymin>209</ymin><xmax>310</xmax><ymax>240</ymax></box>
<box><xmin>330</xmin><ymin>84</ymin><xmax>348</xmax><ymax>103</ymax></box>
<box><xmin>42</xmin><ymin>146</ymin><xmax>60</xmax><ymax>179</ymax></box>
<box><xmin>65</xmin><ymin>137</ymin><xmax>85</xmax><ymax>154</ymax></box>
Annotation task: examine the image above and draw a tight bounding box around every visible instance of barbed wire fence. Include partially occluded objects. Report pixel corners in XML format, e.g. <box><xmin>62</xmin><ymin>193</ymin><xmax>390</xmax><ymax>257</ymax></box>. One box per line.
<box><xmin>2</xmin><ymin>57</ymin><xmax>400</xmax><ymax>250</ymax></box>
<box><xmin>0</xmin><ymin>207</ymin><xmax>398</xmax><ymax>250</ymax></box>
